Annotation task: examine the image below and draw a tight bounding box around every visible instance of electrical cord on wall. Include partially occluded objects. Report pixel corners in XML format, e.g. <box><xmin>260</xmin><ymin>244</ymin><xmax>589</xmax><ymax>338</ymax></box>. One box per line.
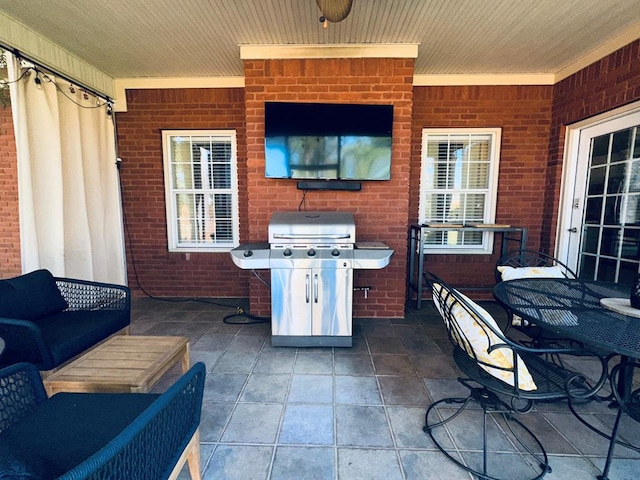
<box><xmin>116</xmin><ymin>159</ymin><xmax>269</xmax><ymax>325</ymax></box>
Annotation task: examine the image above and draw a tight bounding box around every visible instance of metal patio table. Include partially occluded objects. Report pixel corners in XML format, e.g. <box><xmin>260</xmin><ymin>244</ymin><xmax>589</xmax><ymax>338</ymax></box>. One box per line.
<box><xmin>493</xmin><ymin>277</ymin><xmax>639</xmax><ymax>480</ymax></box>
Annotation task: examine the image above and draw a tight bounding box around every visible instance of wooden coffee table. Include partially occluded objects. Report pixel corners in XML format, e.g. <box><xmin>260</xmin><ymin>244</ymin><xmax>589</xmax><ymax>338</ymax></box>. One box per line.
<box><xmin>44</xmin><ymin>335</ymin><xmax>190</xmax><ymax>395</ymax></box>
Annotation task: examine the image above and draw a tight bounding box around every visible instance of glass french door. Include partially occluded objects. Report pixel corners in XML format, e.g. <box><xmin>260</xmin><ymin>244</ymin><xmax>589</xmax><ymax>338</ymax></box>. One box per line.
<box><xmin>564</xmin><ymin>111</ymin><xmax>640</xmax><ymax>283</ymax></box>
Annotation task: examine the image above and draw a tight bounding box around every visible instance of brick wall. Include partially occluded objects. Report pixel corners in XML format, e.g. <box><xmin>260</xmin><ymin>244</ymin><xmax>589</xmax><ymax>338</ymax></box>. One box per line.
<box><xmin>115</xmin><ymin>88</ymin><xmax>250</xmax><ymax>297</ymax></box>
<box><xmin>544</xmin><ymin>40</ymin><xmax>640</xmax><ymax>250</ymax></box>
<box><xmin>3</xmin><ymin>39</ymin><xmax>639</xmax><ymax>304</ymax></box>
<box><xmin>410</xmin><ymin>85</ymin><xmax>554</xmax><ymax>292</ymax></box>
<box><xmin>243</xmin><ymin>58</ymin><xmax>414</xmax><ymax>318</ymax></box>
<box><xmin>0</xmin><ymin>104</ymin><xmax>21</xmax><ymax>277</ymax></box>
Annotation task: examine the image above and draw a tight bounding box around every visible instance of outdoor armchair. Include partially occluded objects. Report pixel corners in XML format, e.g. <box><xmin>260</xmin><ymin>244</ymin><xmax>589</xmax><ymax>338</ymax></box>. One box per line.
<box><xmin>0</xmin><ymin>361</ymin><xmax>205</xmax><ymax>480</ymax></box>
<box><xmin>0</xmin><ymin>269</ymin><xmax>130</xmax><ymax>371</ymax></box>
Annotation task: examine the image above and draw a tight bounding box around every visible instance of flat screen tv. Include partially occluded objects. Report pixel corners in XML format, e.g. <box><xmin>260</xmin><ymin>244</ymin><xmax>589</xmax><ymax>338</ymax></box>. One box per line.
<box><xmin>264</xmin><ymin>102</ymin><xmax>393</xmax><ymax>181</ymax></box>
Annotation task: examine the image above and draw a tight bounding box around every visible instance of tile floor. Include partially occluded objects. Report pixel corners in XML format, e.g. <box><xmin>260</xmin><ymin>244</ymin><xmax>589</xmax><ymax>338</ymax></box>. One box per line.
<box><xmin>131</xmin><ymin>297</ymin><xmax>640</xmax><ymax>480</ymax></box>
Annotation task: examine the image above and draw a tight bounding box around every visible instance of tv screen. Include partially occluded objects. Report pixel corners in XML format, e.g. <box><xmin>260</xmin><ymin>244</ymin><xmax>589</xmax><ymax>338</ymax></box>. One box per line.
<box><xmin>264</xmin><ymin>102</ymin><xmax>393</xmax><ymax>181</ymax></box>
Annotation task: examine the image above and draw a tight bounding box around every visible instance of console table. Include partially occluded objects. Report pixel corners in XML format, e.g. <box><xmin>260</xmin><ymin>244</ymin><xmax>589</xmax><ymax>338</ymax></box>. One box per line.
<box><xmin>407</xmin><ymin>224</ymin><xmax>527</xmax><ymax>309</ymax></box>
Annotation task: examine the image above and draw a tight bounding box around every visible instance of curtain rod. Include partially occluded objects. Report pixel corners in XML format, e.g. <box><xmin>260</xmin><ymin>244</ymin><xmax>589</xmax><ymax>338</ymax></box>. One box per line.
<box><xmin>1</xmin><ymin>44</ymin><xmax>113</xmax><ymax>104</ymax></box>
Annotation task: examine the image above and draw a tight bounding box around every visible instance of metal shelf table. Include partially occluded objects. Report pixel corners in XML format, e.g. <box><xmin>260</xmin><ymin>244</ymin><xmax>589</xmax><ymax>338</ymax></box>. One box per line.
<box><xmin>407</xmin><ymin>224</ymin><xmax>527</xmax><ymax>309</ymax></box>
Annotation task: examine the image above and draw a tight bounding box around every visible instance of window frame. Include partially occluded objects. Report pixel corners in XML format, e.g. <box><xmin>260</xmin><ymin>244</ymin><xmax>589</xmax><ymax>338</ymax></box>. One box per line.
<box><xmin>418</xmin><ymin>127</ymin><xmax>502</xmax><ymax>254</ymax></box>
<box><xmin>162</xmin><ymin>129</ymin><xmax>240</xmax><ymax>252</ymax></box>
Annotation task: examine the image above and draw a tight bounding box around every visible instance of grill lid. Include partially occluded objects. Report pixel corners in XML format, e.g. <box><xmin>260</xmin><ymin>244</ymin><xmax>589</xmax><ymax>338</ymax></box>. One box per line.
<box><xmin>268</xmin><ymin>211</ymin><xmax>356</xmax><ymax>244</ymax></box>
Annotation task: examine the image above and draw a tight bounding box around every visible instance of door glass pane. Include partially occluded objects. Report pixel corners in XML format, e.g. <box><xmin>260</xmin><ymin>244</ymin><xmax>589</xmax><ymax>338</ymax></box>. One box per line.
<box><xmin>619</xmin><ymin>261</ymin><xmax>638</xmax><ymax>284</ymax></box>
<box><xmin>585</xmin><ymin>197</ymin><xmax>603</xmax><ymax>224</ymax></box>
<box><xmin>580</xmin><ymin>255</ymin><xmax>596</xmax><ymax>279</ymax></box>
<box><xmin>600</xmin><ymin>228</ymin><xmax>622</xmax><ymax>257</ymax></box>
<box><xmin>611</xmin><ymin>128</ymin><xmax>632</xmax><ymax>162</ymax></box>
<box><xmin>590</xmin><ymin>135</ymin><xmax>610</xmax><ymax>166</ymax></box>
<box><xmin>607</xmin><ymin>163</ymin><xmax>626</xmax><ymax>194</ymax></box>
<box><xmin>603</xmin><ymin>197</ymin><xmax>620</xmax><ymax>225</ymax></box>
<box><xmin>629</xmin><ymin>160</ymin><xmax>640</xmax><ymax>192</ymax></box>
<box><xmin>582</xmin><ymin>226</ymin><xmax>599</xmax><ymax>254</ymax></box>
<box><xmin>621</xmin><ymin>228</ymin><xmax>640</xmax><ymax>260</ymax></box>
<box><xmin>596</xmin><ymin>257</ymin><xmax>617</xmax><ymax>282</ymax></box>
<box><xmin>588</xmin><ymin>166</ymin><xmax>606</xmax><ymax>195</ymax></box>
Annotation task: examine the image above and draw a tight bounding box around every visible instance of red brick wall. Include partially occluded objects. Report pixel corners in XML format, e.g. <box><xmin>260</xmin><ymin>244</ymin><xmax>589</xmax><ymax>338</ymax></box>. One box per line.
<box><xmin>544</xmin><ymin>40</ymin><xmax>640</xmax><ymax>250</ymax></box>
<box><xmin>115</xmin><ymin>88</ymin><xmax>250</xmax><ymax>297</ymax></box>
<box><xmin>243</xmin><ymin>58</ymin><xmax>413</xmax><ymax>318</ymax></box>
<box><xmin>3</xmin><ymin>39</ymin><xmax>639</xmax><ymax>305</ymax></box>
<box><xmin>0</xmin><ymin>104</ymin><xmax>22</xmax><ymax>277</ymax></box>
<box><xmin>410</xmin><ymin>85</ymin><xmax>554</xmax><ymax>292</ymax></box>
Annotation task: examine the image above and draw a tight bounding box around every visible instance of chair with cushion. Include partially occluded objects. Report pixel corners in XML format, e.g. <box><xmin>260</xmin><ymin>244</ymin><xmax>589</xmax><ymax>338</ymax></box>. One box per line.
<box><xmin>0</xmin><ymin>269</ymin><xmax>130</xmax><ymax>372</ymax></box>
<box><xmin>495</xmin><ymin>250</ymin><xmax>577</xmax><ymax>342</ymax></box>
<box><xmin>422</xmin><ymin>271</ymin><xmax>607</xmax><ymax>480</ymax></box>
<box><xmin>0</xmin><ymin>361</ymin><xmax>205</xmax><ymax>480</ymax></box>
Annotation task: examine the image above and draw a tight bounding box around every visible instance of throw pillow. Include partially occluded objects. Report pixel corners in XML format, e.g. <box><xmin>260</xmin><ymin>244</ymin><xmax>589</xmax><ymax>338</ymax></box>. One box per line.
<box><xmin>0</xmin><ymin>270</ymin><xmax>68</xmax><ymax>320</ymax></box>
<box><xmin>432</xmin><ymin>283</ymin><xmax>537</xmax><ymax>391</ymax></box>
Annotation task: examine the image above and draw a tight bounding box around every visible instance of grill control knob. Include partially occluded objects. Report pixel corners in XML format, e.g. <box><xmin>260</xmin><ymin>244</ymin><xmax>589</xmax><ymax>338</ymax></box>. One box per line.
<box><xmin>307</xmin><ymin>248</ymin><xmax>316</xmax><ymax>257</ymax></box>
<box><xmin>283</xmin><ymin>248</ymin><xmax>292</xmax><ymax>257</ymax></box>
<box><xmin>243</xmin><ymin>249</ymin><xmax>253</xmax><ymax>257</ymax></box>
<box><xmin>331</xmin><ymin>248</ymin><xmax>340</xmax><ymax>257</ymax></box>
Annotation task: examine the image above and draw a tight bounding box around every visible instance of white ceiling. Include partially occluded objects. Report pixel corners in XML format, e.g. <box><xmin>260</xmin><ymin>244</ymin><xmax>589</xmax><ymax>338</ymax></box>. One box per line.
<box><xmin>0</xmin><ymin>0</ymin><xmax>639</xmax><ymax>81</ymax></box>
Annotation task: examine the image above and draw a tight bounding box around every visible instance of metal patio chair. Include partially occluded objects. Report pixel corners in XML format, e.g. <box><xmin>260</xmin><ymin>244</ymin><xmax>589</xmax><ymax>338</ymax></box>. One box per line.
<box><xmin>495</xmin><ymin>250</ymin><xmax>578</xmax><ymax>343</ymax></box>
<box><xmin>422</xmin><ymin>271</ymin><xmax>607</xmax><ymax>480</ymax></box>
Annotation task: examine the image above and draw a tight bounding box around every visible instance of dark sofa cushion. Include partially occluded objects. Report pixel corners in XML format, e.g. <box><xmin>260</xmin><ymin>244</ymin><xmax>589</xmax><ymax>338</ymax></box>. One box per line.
<box><xmin>0</xmin><ymin>270</ymin><xmax>68</xmax><ymax>321</ymax></box>
<box><xmin>0</xmin><ymin>392</ymin><xmax>159</xmax><ymax>480</ymax></box>
<box><xmin>36</xmin><ymin>310</ymin><xmax>130</xmax><ymax>367</ymax></box>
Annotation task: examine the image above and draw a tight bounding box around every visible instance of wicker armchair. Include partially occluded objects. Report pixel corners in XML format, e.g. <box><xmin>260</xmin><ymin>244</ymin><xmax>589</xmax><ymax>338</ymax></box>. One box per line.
<box><xmin>0</xmin><ymin>361</ymin><xmax>205</xmax><ymax>480</ymax></box>
<box><xmin>0</xmin><ymin>269</ymin><xmax>131</xmax><ymax>371</ymax></box>
<box><xmin>422</xmin><ymin>272</ymin><xmax>607</xmax><ymax>480</ymax></box>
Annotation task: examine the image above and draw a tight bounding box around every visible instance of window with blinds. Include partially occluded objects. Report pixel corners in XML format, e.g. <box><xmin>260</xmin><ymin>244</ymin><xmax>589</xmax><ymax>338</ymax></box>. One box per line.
<box><xmin>162</xmin><ymin>130</ymin><xmax>239</xmax><ymax>252</ymax></box>
<box><xmin>419</xmin><ymin>128</ymin><xmax>501</xmax><ymax>253</ymax></box>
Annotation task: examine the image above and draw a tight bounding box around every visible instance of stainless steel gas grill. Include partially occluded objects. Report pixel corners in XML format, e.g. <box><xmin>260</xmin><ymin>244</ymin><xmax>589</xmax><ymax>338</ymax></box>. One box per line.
<box><xmin>230</xmin><ymin>211</ymin><xmax>393</xmax><ymax>347</ymax></box>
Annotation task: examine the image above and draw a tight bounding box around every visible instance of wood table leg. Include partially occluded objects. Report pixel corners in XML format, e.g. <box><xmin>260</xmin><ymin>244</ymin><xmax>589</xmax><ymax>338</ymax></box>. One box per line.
<box><xmin>181</xmin><ymin>342</ymin><xmax>191</xmax><ymax>373</ymax></box>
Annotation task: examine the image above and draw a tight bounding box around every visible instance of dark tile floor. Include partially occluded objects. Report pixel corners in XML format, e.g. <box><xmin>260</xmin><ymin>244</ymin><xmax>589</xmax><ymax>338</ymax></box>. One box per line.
<box><xmin>131</xmin><ymin>297</ymin><xmax>640</xmax><ymax>480</ymax></box>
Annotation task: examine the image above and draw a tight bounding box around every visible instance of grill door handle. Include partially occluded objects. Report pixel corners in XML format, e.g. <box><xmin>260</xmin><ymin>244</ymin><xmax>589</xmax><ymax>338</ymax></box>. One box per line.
<box><xmin>305</xmin><ymin>274</ymin><xmax>310</xmax><ymax>303</ymax></box>
<box><xmin>314</xmin><ymin>274</ymin><xmax>319</xmax><ymax>303</ymax></box>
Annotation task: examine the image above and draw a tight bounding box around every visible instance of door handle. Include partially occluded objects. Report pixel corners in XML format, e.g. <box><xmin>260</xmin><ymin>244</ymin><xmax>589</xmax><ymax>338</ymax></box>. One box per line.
<box><xmin>568</xmin><ymin>227</ymin><xmax>578</xmax><ymax>233</ymax></box>
<box><xmin>314</xmin><ymin>274</ymin><xmax>319</xmax><ymax>303</ymax></box>
<box><xmin>305</xmin><ymin>274</ymin><xmax>310</xmax><ymax>303</ymax></box>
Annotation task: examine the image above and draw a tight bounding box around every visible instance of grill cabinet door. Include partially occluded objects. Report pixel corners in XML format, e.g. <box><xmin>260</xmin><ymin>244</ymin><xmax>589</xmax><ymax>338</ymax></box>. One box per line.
<box><xmin>270</xmin><ymin>267</ymin><xmax>353</xmax><ymax>337</ymax></box>
<box><xmin>311</xmin><ymin>267</ymin><xmax>353</xmax><ymax>336</ymax></box>
<box><xmin>271</xmin><ymin>268</ymin><xmax>312</xmax><ymax>336</ymax></box>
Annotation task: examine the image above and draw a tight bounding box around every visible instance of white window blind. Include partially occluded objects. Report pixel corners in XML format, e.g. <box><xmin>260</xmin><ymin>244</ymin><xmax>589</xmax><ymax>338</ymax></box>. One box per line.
<box><xmin>162</xmin><ymin>130</ymin><xmax>239</xmax><ymax>252</ymax></box>
<box><xmin>419</xmin><ymin>128</ymin><xmax>501</xmax><ymax>253</ymax></box>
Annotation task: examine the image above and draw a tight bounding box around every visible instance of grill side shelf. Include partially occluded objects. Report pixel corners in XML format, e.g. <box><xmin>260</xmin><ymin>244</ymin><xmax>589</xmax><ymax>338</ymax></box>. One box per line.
<box><xmin>230</xmin><ymin>243</ymin><xmax>270</xmax><ymax>269</ymax></box>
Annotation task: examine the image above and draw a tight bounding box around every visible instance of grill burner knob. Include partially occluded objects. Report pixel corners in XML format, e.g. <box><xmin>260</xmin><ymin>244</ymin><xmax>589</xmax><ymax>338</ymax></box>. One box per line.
<box><xmin>331</xmin><ymin>248</ymin><xmax>340</xmax><ymax>257</ymax></box>
<box><xmin>243</xmin><ymin>249</ymin><xmax>253</xmax><ymax>257</ymax></box>
<box><xmin>283</xmin><ymin>248</ymin><xmax>292</xmax><ymax>257</ymax></box>
<box><xmin>307</xmin><ymin>248</ymin><xmax>316</xmax><ymax>257</ymax></box>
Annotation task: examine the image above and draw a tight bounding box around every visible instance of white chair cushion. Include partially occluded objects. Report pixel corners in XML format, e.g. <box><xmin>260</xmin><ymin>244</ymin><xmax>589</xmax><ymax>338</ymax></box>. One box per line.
<box><xmin>497</xmin><ymin>265</ymin><xmax>566</xmax><ymax>281</ymax></box>
<box><xmin>433</xmin><ymin>284</ymin><xmax>537</xmax><ymax>391</ymax></box>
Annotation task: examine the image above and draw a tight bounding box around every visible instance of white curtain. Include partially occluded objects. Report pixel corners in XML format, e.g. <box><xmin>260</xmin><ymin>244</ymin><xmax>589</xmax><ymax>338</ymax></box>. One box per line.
<box><xmin>7</xmin><ymin>53</ymin><xmax>126</xmax><ymax>284</ymax></box>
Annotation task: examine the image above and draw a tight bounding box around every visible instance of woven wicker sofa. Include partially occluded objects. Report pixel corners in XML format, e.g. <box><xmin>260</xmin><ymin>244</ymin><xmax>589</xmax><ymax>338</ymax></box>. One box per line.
<box><xmin>0</xmin><ymin>361</ymin><xmax>205</xmax><ymax>480</ymax></box>
<box><xmin>0</xmin><ymin>269</ymin><xmax>130</xmax><ymax>372</ymax></box>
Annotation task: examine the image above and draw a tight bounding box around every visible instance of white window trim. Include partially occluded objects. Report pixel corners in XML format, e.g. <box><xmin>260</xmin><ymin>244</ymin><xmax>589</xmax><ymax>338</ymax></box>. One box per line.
<box><xmin>162</xmin><ymin>130</ymin><xmax>240</xmax><ymax>252</ymax></box>
<box><xmin>418</xmin><ymin>127</ymin><xmax>501</xmax><ymax>254</ymax></box>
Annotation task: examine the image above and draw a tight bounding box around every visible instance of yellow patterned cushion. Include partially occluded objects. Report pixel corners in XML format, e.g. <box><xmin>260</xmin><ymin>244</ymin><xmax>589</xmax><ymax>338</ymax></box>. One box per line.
<box><xmin>433</xmin><ymin>284</ymin><xmax>537</xmax><ymax>391</ymax></box>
